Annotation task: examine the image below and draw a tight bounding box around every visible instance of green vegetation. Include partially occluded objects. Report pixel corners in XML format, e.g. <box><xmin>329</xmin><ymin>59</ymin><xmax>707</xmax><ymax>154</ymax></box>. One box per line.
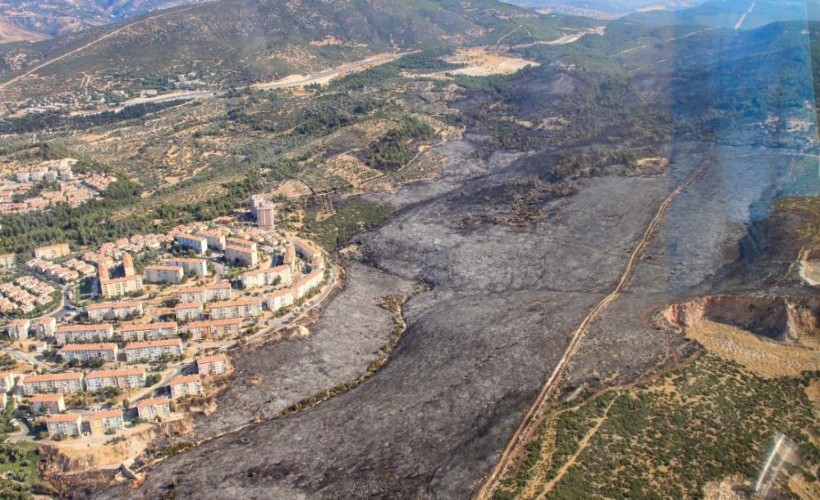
<box><xmin>501</xmin><ymin>354</ymin><xmax>819</xmax><ymax>499</ymax></box>
<box><xmin>363</xmin><ymin>116</ymin><xmax>436</xmax><ymax>170</ymax></box>
<box><xmin>300</xmin><ymin>198</ymin><xmax>394</xmax><ymax>250</ymax></box>
<box><xmin>0</xmin><ymin>442</ymin><xmax>43</xmax><ymax>500</ymax></box>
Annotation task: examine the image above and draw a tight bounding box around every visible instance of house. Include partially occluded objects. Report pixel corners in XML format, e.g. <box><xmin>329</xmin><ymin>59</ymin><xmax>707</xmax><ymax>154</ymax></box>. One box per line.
<box><xmin>174</xmin><ymin>235</ymin><xmax>208</xmax><ymax>255</ymax></box>
<box><xmin>175</xmin><ymin>302</ymin><xmax>204</xmax><ymax>322</ymax></box>
<box><xmin>34</xmin><ymin>243</ymin><xmax>70</xmax><ymax>260</ymax></box>
<box><xmin>225</xmin><ymin>237</ymin><xmax>256</xmax><ymax>250</ymax></box>
<box><xmin>84</xmin><ymin>409</ymin><xmax>124</xmax><ymax>435</ymax></box>
<box><xmin>59</xmin><ymin>343</ymin><xmax>118</xmax><ymax>363</ymax></box>
<box><xmin>0</xmin><ymin>372</ymin><xmax>16</xmax><ymax>392</ymax></box>
<box><xmin>6</xmin><ymin>319</ymin><xmax>30</xmax><ymax>340</ymax></box>
<box><xmin>124</xmin><ymin>339</ymin><xmax>183</xmax><ymax>363</ymax></box>
<box><xmin>206</xmin><ymin>298</ymin><xmax>263</xmax><ymax>320</ymax></box>
<box><xmin>144</xmin><ymin>265</ymin><xmax>184</xmax><ymax>284</ymax></box>
<box><xmin>294</xmin><ymin>239</ymin><xmax>322</xmax><ymax>262</ymax></box>
<box><xmin>196</xmin><ymin>231</ymin><xmax>226</xmax><ymax>251</ymax></box>
<box><xmin>0</xmin><ymin>253</ymin><xmax>15</xmax><ymax>269</ymax></box>
<box><xmin>30</xmin><ymin>394</ymin><xmax>65</xmax><ymax>414</ymax></box>
<box><xmin>30</xmin><ymin>316</ymin><xmax>56</xmax><ymax>337</ymax></box>
<box><xmin>44</xmin><ymin>413</ymin><xmax>82</xmax><ymax>438</ymax></box>
<box><xmin>84</xmin><ymin>368</ymin><xmax>145</xmax><ymax>391</ymax></box>
<box><xmin>160</xmin><ymin>258</ymin><xmax>208</xmax><ymax>277</ymax></box>
<box><xmin>196</xmin><ymin>354</ymin><xmax>230</xmax><ymax>376</ymax></box>
<box><xmin>187</xmin><ymin>318</ymin><xmax>242</xmax><ymax>341</ymax></box>
<box><xmin>86</xmin><ymin>301</ymin><xmax>143</xmax><ymax>322</ymax></box>
<box><xmin>265</xmin><ymin>288</ymin><xmax>295</xmax><ymax>312</ymax></box>
<box><xmin>225</xmin><ymin>244</ymin><xmax>258</xmax><ymax>267</ymax></box>
<box><xmin>117</xmin><ymin>322</ymin><xmax>178</xmax><ymax>342</ymax></box>
<box><xmin>169</xmin><ymin>375</ymin><xmax>202</xmax><ymax>399</ymax></box>
<box><xmin>135</xmin><ymin>396</ymin><xmax>171</xmax><ymax>421</ymax></box>
<box><xmin>55</xmin><ymin>324</ymin><xmax>114</xmax><ymax>345</ymax></box>
<box><xmin>23</xmin><ymin>372</ymin><xmax>83</xmax><ymax>395</ymax></box>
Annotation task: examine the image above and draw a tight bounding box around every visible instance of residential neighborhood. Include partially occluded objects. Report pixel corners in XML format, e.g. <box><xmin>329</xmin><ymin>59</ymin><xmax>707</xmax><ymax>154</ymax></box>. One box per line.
<box><xmin>0</xmin><ymin>196</ymin><xmax>332</xmax><ymax>453</ymax></box>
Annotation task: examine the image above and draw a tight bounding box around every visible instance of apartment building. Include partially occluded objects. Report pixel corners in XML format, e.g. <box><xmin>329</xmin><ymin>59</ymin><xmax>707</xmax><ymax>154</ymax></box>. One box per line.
<box><xmin>265</xmin><ymin>288</ymin><xmax>295</xmax><ymax>312</ymax></box>
<box><xmin>196</xmin><ymin>354</ymin><xmax>230</xmax><ymax>376</ymax></box>
<box><xmin>239</xmin><ymin>264</ymin><xmax>291</xmax><ymax>289</ymax></box>
<box><xmin>6</xmin><ymin>319</ymin><xmax>30</xmax><ymax>340</ymax></box>
<box><xmin>160</xmin><ymin>258</ymin><xmax>208</xmax><ymax>278</ymax></box>
<box><xmin>124</xmin><ymin>339</ymin><xmax>183</xmax><ymax>363</ymax></box>
<box><xmin>294</xmin><ymin>269</ymin><xmax>324</xmax><ymax>299</ymax></box>
<box><xmin>30</xmin><ymin>394</ymin><xmax>65</xmax><ymax>414</ymax></box>
<box><xmin>174</xmin><ymin>235</ymin><xmax>208</xmax><ymax>255</ymax></box>
<box><xmin>84</xmin><ymin>368</ymin><xmax>145</xmax><ymax>391</ymax></box>
<box><xmin>23</xmin><ymin>372</ymin><xmax>83</xmax><ymax>395</ymax></box>
<box><xmin>99</xmin><ymin>275</ymin><xmax>143</xmax><ymax>299</ymax></box>
<box><xmin>45</xmin><ymin>413</ymin><xmax>82</xmax><ymax>438</ymax></box>
<box><xmin>85</xmin><ymin>409</ymin><xmax>124</xmax><ymax>435</ymax></box>
<box><xmin>144</xmin><ymin>265</ymin><xmax>184</xmax><ymax>284</ymax></box>
<box><xmin>136</xmin><ymin>396</ymin><xmax>172</xmax><ymax>421</ymax></box>
<box><xmin>225</xmin><ymin>244</ymin><xmax>258</xmax><ymax>267</ymax></box>
<box><xmin>34</xmin><ymin>243</ymin><xmax>70</xmax><ymax>260</ymax></box>
<box><xmin>0</xmin><ymin>253</ymin><xmax>15</xmax><ymax>269</ymax></box>
<box><xmin>86</xmin><ymin>301</ymin><xmax>143</xmax><ymax>322</ymax></box>
<box><xmin>117</xmin><ymin>322</ymin><xmax>179</xmax><ymax>342</ymax></box>
<box><xmin>30</xmin><ymin>316</ymin><xmax>56</xmax><ymax>337</ymax></box>
<box><xmin>59</xmin><ymin>343</ymin><xmax>118</xmax><ymax>363</ymax></box>
<box><xmin>283</xmin><ymin>242</ymin><xmax>296</xmax><ymax>269</ymax></box>
<box><xmin>196</xmin><ymin>231</ymin><xmax>226</xmax><ymax>251</ymax></box>
<box><xmin>256</xmin><ymin>201</ymin><xmax>275</xmax><ymax>228</ymax></box>
<box><xmin>0</xmin><ymin>372</ymin><xmax>15</xmax><ymax>392</ymax></box>
<box><xmin>169</xmin><ymin>375</ymin><xmax>202</xmax><ymax>399</ymax></box>
<box><xmin>206</xmin><ymin>298</ymin><xmax>263</xmax><ymax>320</ymax></box>
<box><xmin>177</xmin><ymin>282</ymin><xmax>232</xmax><ymax>303</ymax></box>
<box><xmin>187</xmin><ymin>318</ymin><xmax>242</xmax><ymax>341</ymax></box>
<box><xmin>55</xmin><ymin>324</ymin><xmax>114</xmax><ymax>345</ymax></box>
<box><xmin>175</xmin><ymin>302</ymin><xmax>204</xmax><ymax>322</ymax></box>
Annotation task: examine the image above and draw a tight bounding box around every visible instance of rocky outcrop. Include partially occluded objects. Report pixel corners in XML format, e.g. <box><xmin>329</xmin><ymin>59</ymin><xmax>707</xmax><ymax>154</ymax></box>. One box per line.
<box><xmin>664</xmin><ymin>295</ymin><xmax>820</xmax><ymax>343</ymax></box>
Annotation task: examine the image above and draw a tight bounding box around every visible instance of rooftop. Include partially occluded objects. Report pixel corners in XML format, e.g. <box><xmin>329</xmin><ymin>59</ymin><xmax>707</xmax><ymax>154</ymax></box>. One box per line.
<box><xmin>169</xmin><ymin>374</ymin><xmax>200</xmax><ymax>385</ymax></box>
<box><xmin>124</xmin><ymin>339</ymin><xmax>182</xmax><ymax>349</ymax></box>
<box><xmin>118</xmin><ymin>322</ymin><xmax>177</xmax><ymax>332</ymax></box>
<box><xmin>86</xmin><ymin>301</ymin><xmax>142</xmax><ymax>310</ymax></box>
<box><xmin>25</xmin><ymin>372</ymin><xmax>83</xmax><ymax>383</ymax></box>
<box><xmin>85</xmin><ymin>368</ymin><xmax>144</xmax><ymax>379</ymax></box>
<box><xmin>44</xmin><ymin>413</ymin><xmax>80</xmax><ymax>423</ymax></box>
<box><xmin>60</xmin><ymin>343</ymin><xmax>117</xmax><ymax>352</ymax></box>
<box><xmin>197</xmin><ymin>354</ymin><xmax>228</xmax><ymax>365</ymax></box>
<box><xmin>135</xmin><ymin>396</ymin><xmax>170</xmax><ymax>408</ymax></box>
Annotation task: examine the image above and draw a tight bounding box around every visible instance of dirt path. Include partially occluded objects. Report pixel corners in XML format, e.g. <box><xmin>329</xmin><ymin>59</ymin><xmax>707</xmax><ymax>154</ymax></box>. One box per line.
<box><xmin>474</xmin><ymin>158</ymin><xmax>713</xmax><ymax>499</ymax></box>
<box><xmin>734</xmin><ymin>1</ymin><xmax>756</xmax><ymax>30</ymax></box>
<box><xmin>535</xmin><ymin>395</ymin><xmax>620</xmax><ymax>498</ymax></box>
<box><xmin>0</xmin><ymin>4</ymin><xmax>202</xmax><ymax>93</ymax></box>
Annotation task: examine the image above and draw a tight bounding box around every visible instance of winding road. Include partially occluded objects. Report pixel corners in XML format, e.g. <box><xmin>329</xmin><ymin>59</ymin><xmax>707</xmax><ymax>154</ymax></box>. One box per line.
<box><xmin>475</xmin><ymin>158</ymin><xmax>713</xmax><ymax>499</ymax></box>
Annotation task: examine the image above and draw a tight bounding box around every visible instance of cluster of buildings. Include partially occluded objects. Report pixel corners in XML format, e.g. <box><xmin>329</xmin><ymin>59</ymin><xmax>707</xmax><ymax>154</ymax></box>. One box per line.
<box><xmin>0</xmin><ymin>276</ymin><xmax>57</xmax><ymax>315</ymax></box>
<box><xmin>0</xmin><ymin>160</ymin><xmax>116</xmax><ymax>215</ymax></box>
<box><xmin>0</xmin><ymin>198</ymin><xmax>331</xmax><ymax>447</ymax></box>
<box><xmin>98</xmin><ymin>253</ymin><xmax>143</xmax><ymax>299</ymax></box>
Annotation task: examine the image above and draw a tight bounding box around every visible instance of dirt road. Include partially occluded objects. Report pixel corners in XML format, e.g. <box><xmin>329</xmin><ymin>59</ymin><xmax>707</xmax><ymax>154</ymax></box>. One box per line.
<box><xmin>474</xmin><ymin>158</ymin><xmax>713</xmax><ymax>499</ymax></box>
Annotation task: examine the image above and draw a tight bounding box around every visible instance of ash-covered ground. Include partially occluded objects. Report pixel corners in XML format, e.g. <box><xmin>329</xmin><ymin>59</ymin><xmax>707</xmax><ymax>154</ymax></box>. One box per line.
<box><xmin>96</xmin><ymin>134</ymin><xmax>816</xmax><ymax>499</ymax></box>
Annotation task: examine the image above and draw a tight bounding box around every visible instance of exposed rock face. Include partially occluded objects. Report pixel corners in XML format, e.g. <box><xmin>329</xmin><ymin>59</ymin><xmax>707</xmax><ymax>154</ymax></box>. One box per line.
<box><xmin>665</xmin><ymin>295</ymin><xmax>820</xmax><ymax>343</ymax></box>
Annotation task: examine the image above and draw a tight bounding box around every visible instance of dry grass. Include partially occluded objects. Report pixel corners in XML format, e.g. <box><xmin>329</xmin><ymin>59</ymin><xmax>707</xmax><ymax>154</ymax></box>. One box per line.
<box><xmin>685</xmin><ymin>320</ymin><xmax>820</xmax><ymax>378</ymax></box>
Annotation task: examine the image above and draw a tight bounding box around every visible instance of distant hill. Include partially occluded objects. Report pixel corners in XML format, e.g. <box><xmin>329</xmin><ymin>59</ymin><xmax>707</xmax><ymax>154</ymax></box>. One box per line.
<box><xmin>0</xmin><ymin>0</ymin><xmax>208</xmax><ymax>44</ymax></box>
<box><xmin>503</xmin><ymin>0</ymin><xmax>711</xmax><ymax>18</ymax></box>
<box><xmin>625</xmin><ymin>0</ymin><xmax>820</xmax><ymax>30</ymax></box>
<box><xmin>0</xmin><ymin>0</ymin><xmax>595</xmax><ymax>90</ymax></box>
